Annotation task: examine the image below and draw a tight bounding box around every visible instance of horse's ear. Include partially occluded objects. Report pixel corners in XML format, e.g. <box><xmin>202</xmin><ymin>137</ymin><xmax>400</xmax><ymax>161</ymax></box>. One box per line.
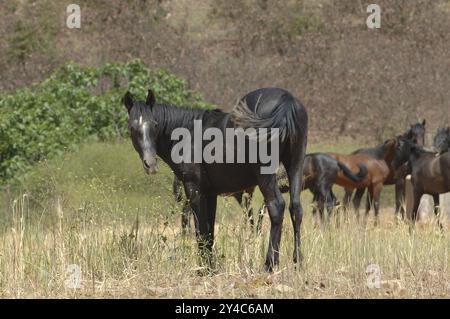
<box><xmin>122</xmin><ymin>91</ymin><xmax>134</xmax><ymax>113</ymax></box>
<box><xmin>146</xmin><ymin>89</ymin><xmax>156</xmax><ymax>109</ymax></box>
<box><xmin>421</xmin><ymin>119</ymin><xmax>426</xmax><ymax>126</ymax></box>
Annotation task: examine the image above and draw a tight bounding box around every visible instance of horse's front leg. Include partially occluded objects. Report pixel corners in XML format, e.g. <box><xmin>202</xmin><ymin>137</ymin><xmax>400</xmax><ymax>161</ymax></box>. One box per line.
<box><xmin>184</xmin><ymin>183</ymin><xmax>217</xmax><ymax>271</ymax></box>
<box><xmin>353</xmin><ymin>188</ymin><xmax>365</xmax><ymax>215</ymax></box>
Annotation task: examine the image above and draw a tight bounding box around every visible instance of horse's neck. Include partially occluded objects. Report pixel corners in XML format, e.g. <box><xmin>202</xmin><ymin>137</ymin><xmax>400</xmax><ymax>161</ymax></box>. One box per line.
<box><xmin>382</xmin><ymin>144</ymin><xmax>396</xmax><ymax>164</ymax></box>
<box><xmin>369</xmin><ymin>143</ymin><xmax>386</xmax><ymax>159</ymax></box>
<box><xmin>410</xmin><ymin>149</ymin><xmax>431</xmax><ymax>165</ymax></box>
<box><xmin>152</xmin><ymin>104</ymin><xmax>205</xmax><ymax>170</ymax></box>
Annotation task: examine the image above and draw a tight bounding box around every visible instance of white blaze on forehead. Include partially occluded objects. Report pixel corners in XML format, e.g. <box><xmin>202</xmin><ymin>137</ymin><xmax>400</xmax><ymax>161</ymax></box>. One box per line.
<box><xmin>139</xmin><ymin>115</ymin><xmax>143</xmax><ymax>125</ymax></box>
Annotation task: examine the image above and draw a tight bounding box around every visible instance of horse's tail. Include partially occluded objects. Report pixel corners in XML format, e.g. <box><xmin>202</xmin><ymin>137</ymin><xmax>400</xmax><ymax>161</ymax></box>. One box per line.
<box><xmin>337</xmin><ymin>162</ymin><xmax>368</xmax><ymax>183</ymax></box>
<box><xmin>231</xmin><ymin>91</ymin><xmax>307</xmax><ymax>146</ymax></box>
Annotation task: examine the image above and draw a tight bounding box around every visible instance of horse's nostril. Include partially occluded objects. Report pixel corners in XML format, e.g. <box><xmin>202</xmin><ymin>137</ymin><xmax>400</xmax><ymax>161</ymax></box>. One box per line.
<box><xmin>143</xmin><ymin>160</ymin><xmax>151</xmax><ymax>169</ymax></box>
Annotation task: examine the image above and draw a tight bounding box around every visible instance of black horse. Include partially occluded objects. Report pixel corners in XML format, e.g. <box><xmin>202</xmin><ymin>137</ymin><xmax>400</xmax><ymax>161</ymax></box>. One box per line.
<box><xmin>433</xmin><ymin>126</ymin><xmax>450</xmax><ymax>154</ymax></box>
<box><xmin>346</xmin><ymin>120</ymin><xmax>426</xmax><ymax>219</ymax></box>
<box><xmin>123</xmin><ymin>88</ymin><xmax>308</xmax><ymax>271</ymax></box>
<box><xmin>396</xmin><ymin>143</ymin><xmax>450</xmax><ymax>228</ymax></box>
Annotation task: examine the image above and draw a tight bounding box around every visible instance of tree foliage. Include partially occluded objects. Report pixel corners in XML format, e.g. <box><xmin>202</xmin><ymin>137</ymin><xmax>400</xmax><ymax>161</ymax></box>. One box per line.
<box><xmin>0</xmin><ymin>59</ymin><xmax>211</xmax><ymax>182</ymax></box>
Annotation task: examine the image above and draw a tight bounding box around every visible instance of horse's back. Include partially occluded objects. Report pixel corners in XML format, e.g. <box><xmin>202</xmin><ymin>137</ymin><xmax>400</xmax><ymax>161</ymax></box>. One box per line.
<box><xmin>328</xmin><ymin>152</ymin><xmax>389</xmax><ymax>186</ymax></box>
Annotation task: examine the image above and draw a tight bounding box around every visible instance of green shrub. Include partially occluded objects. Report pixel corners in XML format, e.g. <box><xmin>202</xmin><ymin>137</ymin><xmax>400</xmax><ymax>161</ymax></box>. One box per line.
<box><xmin>0</xmin><ymin>59</ymin><xmax>212</xmax><ymax>182</ymax></box>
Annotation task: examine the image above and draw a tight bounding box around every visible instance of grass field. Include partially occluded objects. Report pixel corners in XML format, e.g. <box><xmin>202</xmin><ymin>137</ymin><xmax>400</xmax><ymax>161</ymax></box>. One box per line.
<box><xmin>0</xmin><ymin>141</ymin><xmax>449</xmax><ymax>298</ymax></box>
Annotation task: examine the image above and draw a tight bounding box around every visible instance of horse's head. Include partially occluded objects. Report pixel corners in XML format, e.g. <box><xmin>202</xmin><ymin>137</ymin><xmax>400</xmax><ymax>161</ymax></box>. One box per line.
<box><xmin>405</xmin><ymin>120</ymin><xmax>426</xmax><ymax>146</ymax></box>
<box><xmin>433</xmin><ymin>126</ymin><xmax>450</xmax><ymax>154</ymax></box>
<box><xmin>123</xmin><ymin>89</ymin><xmax>159</xmax><ymax>175</ymax></box>
<box><xmin>392</xmin><ymin>136</ymin><xmax>415</xmax><ymax>169</ymax></box>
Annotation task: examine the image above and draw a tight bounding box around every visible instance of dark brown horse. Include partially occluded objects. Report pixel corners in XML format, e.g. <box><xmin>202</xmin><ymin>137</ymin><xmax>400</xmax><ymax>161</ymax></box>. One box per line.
<box><xmin>403</xmin><ymin>145</ymin><xmax>450</xmax><ymax>228</ymax></box>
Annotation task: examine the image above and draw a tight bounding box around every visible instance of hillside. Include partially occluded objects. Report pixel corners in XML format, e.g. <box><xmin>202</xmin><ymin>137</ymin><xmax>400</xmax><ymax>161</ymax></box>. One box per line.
<box><xmin>1</xmin><ymin>0</ymin><xmax>449</xmax><ymax>142</ymax></box>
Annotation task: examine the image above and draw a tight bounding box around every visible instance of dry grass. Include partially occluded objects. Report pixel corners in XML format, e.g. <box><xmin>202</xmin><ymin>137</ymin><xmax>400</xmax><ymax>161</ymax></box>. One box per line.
<box><xmin>0</xmin><ymin>141</ymin><xmax>449</xmax><ymax>298</ymax></box>
<box><xmin>1</xmin><ymin>190</ymin><xmax>449</xmax><ymax>298</ymax></box>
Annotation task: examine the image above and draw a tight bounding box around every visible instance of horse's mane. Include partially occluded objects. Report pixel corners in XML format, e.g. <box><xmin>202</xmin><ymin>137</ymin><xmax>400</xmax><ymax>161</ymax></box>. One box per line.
<box><xmin>411</xmin><ymin>146</ymin><xmax>436</xmax><ymax>156</ymax></box>
<box><xmin>151</xmin><ymin>103</ymin><xmax>207</xmax><ymax>134</ymax></box>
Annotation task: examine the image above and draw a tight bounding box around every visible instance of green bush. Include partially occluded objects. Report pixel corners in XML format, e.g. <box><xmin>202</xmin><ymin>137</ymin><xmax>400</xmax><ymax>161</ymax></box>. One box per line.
<box><xmin>0</xmin><ymin>59</ymin><xmax>212</xmax><ymax>182</ymax></box>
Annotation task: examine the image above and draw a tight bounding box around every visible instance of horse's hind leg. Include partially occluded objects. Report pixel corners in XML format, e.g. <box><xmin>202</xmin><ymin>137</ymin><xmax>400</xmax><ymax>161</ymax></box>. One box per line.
<box><xmin>395</xmin><ymin>178</ymin><xmax>406</xmax><ymax>221</ymax></box>
<box><xmin>283</xmin><ymin>154</ymin><xmax>306</xmax><ymax>266</ymax></box>
<box><xmin>311</xmin><ymin>191</ymin><xmax>320</xmax><ymax>228</ymax></box>
<box><xmin>181</xmin><ymin>200</ymin><xmax>191</xmax><ymax>233</ymax></box>
<box><xmin>327</xmin><ymin>189</ymin><xmax>338</xmax><ymax>226</ymax></box>
<box><xmin>373</xmin><ymin>185</ymin><xmax>382</xmax><ymax>227</ymax></box>
<box><xmin>233</xmin><ymin>191</ymin><xmax>254</xmax><ymax>229</ymax></box>
<box><xmin>318</xmin><ymin>185</ymin><xmax>331</xmax><ymax>225</ymax></box>
<box><xmin>325</xmin><ymin>186</ymin><xmax>336</xmax><ymax>223</ymax></box>
<box><xmin>353</xmin><ymin>188</ymin><xmax>365</xmax><ymax>219</ymax></box>
<box><xmin>368</xmin><ymin>184</ymin><xmax>383</xmax><ymax>227</ymax></box>
<box><xmin>432</xmin><ymin>194</ymin><xmax>443</xmax><ymax>231</ymax></box>
<box><xmin>258</xmin><ymin>174</ymin><xmax>286</xmax><ymax>271</ymax></box>
<box><xmin>256</xmin><ymin>204</ymin><xmax>265</xmax><ymax>234</ymax></box>
<box><xmin>343</xmin><ymin>188</ymin><xmax>353</xmax><ymax>214</ymax></box>
<box><xmin>243</xmin><ymin>190</ymin><xmax>255</xmax><ymax>229</ymax></box>
<box><xmin>364</xmin><ymin>189</ymin><xmax>373</xmax><ymax>226</ymax></box>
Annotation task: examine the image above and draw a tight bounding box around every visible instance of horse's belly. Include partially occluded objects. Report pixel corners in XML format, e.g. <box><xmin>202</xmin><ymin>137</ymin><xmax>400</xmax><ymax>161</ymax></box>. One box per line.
<box><xmin>423</xmin><ymin>177</ymin><xmax>448</xmax><ymax>194</ymax></box>
<box><xmin>205</xmin><ymin>164</ymin><xmax>258</xmax><ymax>194</ymax></box>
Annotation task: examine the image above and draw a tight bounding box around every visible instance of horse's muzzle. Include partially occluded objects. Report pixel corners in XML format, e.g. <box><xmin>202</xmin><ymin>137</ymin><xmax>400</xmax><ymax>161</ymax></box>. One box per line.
<box><xmin>143</xmin><ymin>158</ymin><xmax>158</xmax><ymax>175</ymax></box>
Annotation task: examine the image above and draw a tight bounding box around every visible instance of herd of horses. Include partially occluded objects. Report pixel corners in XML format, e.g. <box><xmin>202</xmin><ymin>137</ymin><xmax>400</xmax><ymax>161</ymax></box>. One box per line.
<box><xmin>122</xmin><ymin>88</ymin><xmax>450</xmax><ymax>272</ymax></box>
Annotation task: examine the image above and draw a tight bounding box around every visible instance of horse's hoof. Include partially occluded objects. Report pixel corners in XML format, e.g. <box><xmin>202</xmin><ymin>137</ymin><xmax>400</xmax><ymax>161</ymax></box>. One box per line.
<box><xmin>195</xmin><ymin>267</ymin><xmax>217</xmax><ymax>277</ymax></box>
<box><xmin>264</xmin><ymin>261</ymin><xmax>279</xmax><ymax>273</ymax></box>
<box><xmin>264</xmin><ymin>264</ymin><xmax>273</xmax><ymax>273</ymax></box>
<box><xmin>293</xmin><ymin>253</ymin><xmax>304</xmax><ymax>267</ymax></box>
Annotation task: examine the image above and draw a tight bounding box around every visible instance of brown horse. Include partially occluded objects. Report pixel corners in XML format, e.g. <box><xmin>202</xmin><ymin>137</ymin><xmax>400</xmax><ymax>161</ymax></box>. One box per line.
<box><xmin>327</xmin><ymin>139</ymin><xmax>398</xmax><ymax>225</ymax></box>
<box><xmin>406</xmin><ymin>146</ymin><xmax>450</xmax><ymax>229</ymax></box>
